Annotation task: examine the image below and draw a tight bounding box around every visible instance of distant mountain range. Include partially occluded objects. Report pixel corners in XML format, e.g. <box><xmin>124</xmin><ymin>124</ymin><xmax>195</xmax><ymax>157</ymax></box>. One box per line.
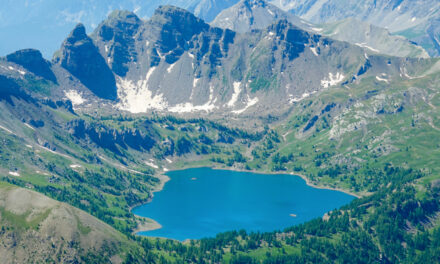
<box><xmin>212</xmin><ymin>0</ymin><xmax>429</xmax><ymax>58</ymax></box>
<box><xmin>1</xmin><ymin>0</ymin><xmax>439</xmax><ymax>58</ymax></box>
<box><xmin>269</xmin><ymin>0</ymin><xmax>440</xmax><ymax>56</ymax></box>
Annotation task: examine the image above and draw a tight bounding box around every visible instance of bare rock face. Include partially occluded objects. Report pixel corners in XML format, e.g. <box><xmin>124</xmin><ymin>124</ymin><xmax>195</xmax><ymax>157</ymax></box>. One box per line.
<box><xmin>67</xmin><ymin>119</ymin><xmax>156</xmax><ymax>154</ymax></box>
<box><xmin>53</xmin><ymin>23</ymin><xmax>117</xmax><ymax>100</ymax></box>
<box><xmin>93</xmin><ymin>10</ymin><xmax>143</xmax><ymax>77</ymax></box>
<box><xmin>6</xmin><ymin>49</ymin><xmax>57</xmax><ymax>83</ymax></box>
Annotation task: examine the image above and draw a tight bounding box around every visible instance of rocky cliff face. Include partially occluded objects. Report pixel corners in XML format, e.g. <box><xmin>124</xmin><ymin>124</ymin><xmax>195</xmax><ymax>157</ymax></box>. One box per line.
<box><xmin>6</xmin><ymin>49</ymin><xmax>57</xmax><ymax>83</ymax></box>
<box><xmin>93</xmin><ymin>10</ymin><xmax>143</xmax><ymax>77</ymax></box>
<box><xmin>67</xmin><ymin>119</ymin><xmax>156</xmax><ymax>154</ymax></box>
<box><xmin>53</xmin><ymin>24</ymin><xmax>117</xmax><ymax>100</ymax></box>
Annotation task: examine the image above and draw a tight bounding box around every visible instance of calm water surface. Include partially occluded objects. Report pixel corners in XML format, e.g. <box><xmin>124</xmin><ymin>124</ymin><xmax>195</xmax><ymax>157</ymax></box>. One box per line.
<box><xmin>133</xmin><ymin>167</ymin><xmax>355</xmax><ymax>240</ymax></box>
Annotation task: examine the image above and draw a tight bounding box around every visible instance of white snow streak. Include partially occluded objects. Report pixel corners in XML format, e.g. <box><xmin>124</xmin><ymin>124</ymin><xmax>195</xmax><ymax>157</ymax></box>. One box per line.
<box><xmin>310</xmin><ymin>47</ymin><xmax>319</xmax><ymax>56</ymax></box>
<box><xmin>321</xmin><ymin>72</ymin><xmax>345</xmax><ymax>88</ymax></box>
<box><xmin>232</xmin><ymin>96</ymin><xmax>259</xmax><ymax>114</ymax></box>
<box><xmin>227</xmin><ymin>82</ymin><xmax>241</xmax><ymax>107</ymax></box>
<box><xmin>64</xmin><ymin>90</ymin><xmax>85</xmax><ymax>106</ymax></box>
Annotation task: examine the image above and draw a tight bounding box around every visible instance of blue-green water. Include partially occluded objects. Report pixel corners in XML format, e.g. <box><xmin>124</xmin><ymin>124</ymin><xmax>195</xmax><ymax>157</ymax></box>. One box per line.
<box><xmin>133</xmin><ymin>167</ymin><xmax>355</xmax><ymax>240</ymax></box>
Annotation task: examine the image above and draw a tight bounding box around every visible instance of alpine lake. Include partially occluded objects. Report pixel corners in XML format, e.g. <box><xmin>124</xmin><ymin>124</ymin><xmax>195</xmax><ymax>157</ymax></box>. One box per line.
<box><xmin>133</xmin><ymin>167</ymin><xmax>355</xmax><ymax>241</ymax></box>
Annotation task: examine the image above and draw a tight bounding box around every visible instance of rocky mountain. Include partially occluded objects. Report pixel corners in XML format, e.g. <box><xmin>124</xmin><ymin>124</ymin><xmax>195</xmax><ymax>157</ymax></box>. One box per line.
<box><xmin>0</xmin><ymin>5</ymin><xmax>431</xmax><ymax>118</ymax></box>
<box><xmin>268</xmin><ymin>0</ymin><xmax>440</xmax><ymax>56</ymax></box>
<box><xmin>212</xmin><ymin>0</ymin><xmax>429</xmax><ymax>58</ymax></box>
<box><xmin>211</xmin><ymin>0</ymin><xmax>308</xmax><ymax>33</ymax></box>
<box><xmin>53</xmin><ymin>24</ymin><xmax>117</xmax><ymax>100</ymax></box>
<box><xmin>3</xmin><ymin>0</ymin><xmax>438</xmax><ymax>58</ymax></box>
<box><xmin>6</xmin><ymin>49</ymin><xmax>57</xmax><ymax>83</ymax></box>
<box><xmin>0</xmin><ymin>0</ymin><xmax>240</xmax><ymax>58</ymax></box>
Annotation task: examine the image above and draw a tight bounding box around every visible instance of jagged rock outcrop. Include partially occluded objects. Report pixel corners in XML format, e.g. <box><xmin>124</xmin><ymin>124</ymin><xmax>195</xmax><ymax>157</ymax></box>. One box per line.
<box><xmin>67</xmin><ymin>119</ymin><xmax>155</xmax><ymax>154</ymax></box>
<box><xmin>6</xmin><ymin>49</ymin><xmax>57</xmax><ymax>82</ymax></box>
<box><xmin>53</xmin><ymin>24</ymin><xmax>117</xmax><ymax>100</ymax></box>
<box><xmin>142</xmin><ymin>5</ymin><xmax>235</xmax><ymax>68</ymax></box>
<box><xmin>93</xmin><ymin>10</ymin><xmax>143</xmax><ymax>77</ymax></box>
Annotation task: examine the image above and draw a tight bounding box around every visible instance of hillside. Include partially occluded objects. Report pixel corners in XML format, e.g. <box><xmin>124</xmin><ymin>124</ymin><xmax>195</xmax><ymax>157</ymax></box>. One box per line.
<box><xmin>0</xmin><ymin>182</ymin><xmax>136</xmax><ymax>263</ymax></box>
<box><xmin>0</xmin><ymin>4</ymin><xmax>440</xmax><ymax>263</ymax></box>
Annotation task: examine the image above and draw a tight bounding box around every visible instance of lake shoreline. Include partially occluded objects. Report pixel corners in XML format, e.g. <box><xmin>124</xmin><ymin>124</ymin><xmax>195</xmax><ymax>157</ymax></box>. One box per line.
<box><xmin>130</xmin><ymin>173</ymin><xmax>169</xmax><ymax>234</ymax></box>
<box><xmin>131</xmin><ymin>165</ymin><xmax>361</xmax><ymax>234</ymax></box>
<box><xmin>163</xmin><ymin>164</ymin><xmax>362</xmax><ymax>199</ymax></box>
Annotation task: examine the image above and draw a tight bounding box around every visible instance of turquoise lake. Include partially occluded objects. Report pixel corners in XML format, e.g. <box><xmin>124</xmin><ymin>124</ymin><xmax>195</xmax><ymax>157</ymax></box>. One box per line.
<box><xmin>133</xmin><ymin>167</ymin><xmax>355</xmax><ymax>240</ymax></box>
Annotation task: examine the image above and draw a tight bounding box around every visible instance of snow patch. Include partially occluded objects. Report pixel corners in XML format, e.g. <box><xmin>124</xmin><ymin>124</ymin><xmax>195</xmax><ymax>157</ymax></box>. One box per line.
<box><xmin>167</xmin><ymin>63</ymin><xmax>176</xmax><ymax>73</ymax></box>
<box><xmin>8</xmin><ymin>171</ymin><xmax>20</xmax><ymax>177</ymax></box>
<box><xmin>227</xmin><ymin>82</ymin><xmax>241</xmax><ymax>107</ymax></box>
<box><xmin>146</xmin><ymin>66</ymin><xmax>156</xmax><ymax>81</ymax></box>
<box><xmin>376</xmin><ymin>76</ymin><xmax>389</xmax><ymax>83</ymax></box>
<box><xmin>165</xmin><ymin>158</ymin><xmax>172</xmax><ymax>163</ymax></box>
<box><xmin>355</xmin><ymin>43</ymin><xmax>380</xmax><ymax>53</ymax></box>
<box><xmin>145</xmin><ymin>161</ymin><xmax>159</xmax><ymax>169</ymax></box>
<box><xmin>311</xmin><ymin>27</ymin><xmax>323</xmax><ymax>32</ymax></box>
<box><xmin>193</xmin><ymin>78</ymin><xmax>199</xmax><ymax>88</ymax></box>
<box><xmin>321</xmin><ymin>72</ymin><xmax>345</xmax><ymax>88</ymax></box>
<box><xmin>116</xmin><ymin>67</ymin><xmax>169</xmax><ymax>113</ymax></box>
<box><xmin>310</xmin><ymin>47</ymin><xmax>319</xmax><ymax>56</ymax></box>
<box><xmin>267</xmin><ymin>9</ymin><xmax>274</xmax><ymax>16</ymax></box>
<box><xmin>0</xmin><ymin>125</ymin><xmax>14</xmax><ymax>135</ymax></box>
<box><xmin>70</xmin><ymin>164</ymin><xmax>82</xmax><ymax>169</ymax></box>
<box><xmin>232</xmin><ymin>96</ymin><xmax>259</xmax><ymax>114</ymax></box>
<box><xmin>169</xmin><ymin>85</ymin><xmax>217</xmax><ymax>113</ymax></box>
<box><xmin>289</xmin><ymin>91</ymin><xmax>316</xmax><ymax>103</ymax></box>
<box><xmin>64</xmin><ymin>90</ymin><xmax>85</xmax><ymax>106</ymax></box>
<box><xmin>163</xmin><ymin>168</ymin><xmax>169</xmax><ymax>172</ymax></box>
<box><xmin>8</xmin><ymin>66</ymin><xmax>26</xmax><ymax>75</ymax></box>
<box><xmin>24</xmin><ymin>123</ymin><xmax>35</xmax><ymax>131</ymax></box>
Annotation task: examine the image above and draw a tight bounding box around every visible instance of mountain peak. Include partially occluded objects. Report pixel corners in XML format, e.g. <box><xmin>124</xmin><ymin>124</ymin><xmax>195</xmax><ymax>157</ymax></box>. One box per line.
<box><xmin>54</xmin><ymin>23</ymin><xmax>117</xmax><ymax>100</ymax></box>
<box><xmin>68</xmin><ymin>23</ymin><xmax>87</xmax><ymax>42</ymax></box>
<box><xmin>152</xmin><ymin>5</ymin><xmax>208</xmax><ymax>29</ymax></box>
<box><xmin>6</xmin><ymin>49</ymin><xmax>57</xmax><ymax>83</ymax></box>
<box><xmin>91</xmin><ymin>10</ymin><xmax>143</xmax><ymax>77</ymax></box>
<box><xmin>211</xmin><ymin>0</ymin><xmax>306</xmax><ymax>33</ymax></box>
<box><xmin>108</xmin><ymin>9</ymin><xmax>139</xmax><ymax>20</ymax></box>
<box><xmin>242</xmin><ymin>0</ymin><xmax>268</xmax><ymax>8</ymax></box>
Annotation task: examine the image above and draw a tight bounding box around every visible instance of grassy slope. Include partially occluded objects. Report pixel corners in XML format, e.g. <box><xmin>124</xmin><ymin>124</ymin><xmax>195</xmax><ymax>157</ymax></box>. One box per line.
<box><xmin>0</xmin><ymin>181</ymin><xmax>140</xmax><ymax>263</ymax></box>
